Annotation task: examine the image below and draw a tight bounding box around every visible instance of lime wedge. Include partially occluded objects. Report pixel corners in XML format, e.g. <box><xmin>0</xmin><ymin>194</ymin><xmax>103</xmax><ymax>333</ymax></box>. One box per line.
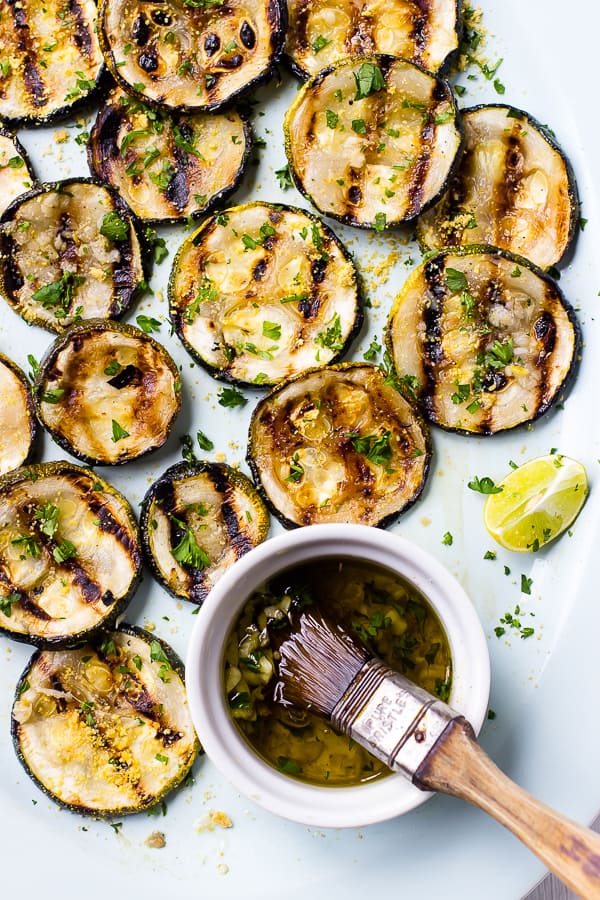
<box><xmin>483</xmin><ymin>455</ymin><xmax>588</xmax><ymax>552</ymax></box>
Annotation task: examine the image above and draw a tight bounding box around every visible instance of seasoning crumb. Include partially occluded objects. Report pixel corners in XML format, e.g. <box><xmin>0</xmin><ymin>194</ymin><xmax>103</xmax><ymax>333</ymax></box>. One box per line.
<box><xmin>211</xmin><ymin>810</ymin><xmax>233</xmax><ymax>829</ymax></box>
<box><xmin>54</xmin><ymin>130</ymin><xmax>69</xmax><ymax>144</ymax></box>
<box><xmin>145</xmin><ymin>831</ymin><xmax>166</xmax><ymax>849</ymax></box>
<box><xmin>217</xmin><ymin>864</ymin><xmax>229</xmax><ymax>875</ymax></box>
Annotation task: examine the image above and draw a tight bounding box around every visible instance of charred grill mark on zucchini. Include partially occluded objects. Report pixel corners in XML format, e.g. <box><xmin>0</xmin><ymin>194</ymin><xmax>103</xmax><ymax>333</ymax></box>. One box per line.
<box><xmin>0</xmin><ymin>179</ymin><xmax>145</xmax><ymax>333</ymax></box>
<box><xmin>386</xmin><ymin>247</ymin><xmax>581</xmax><ymax>435</ymax></box>
<box><xmin>140</xmin><ymin>461</ymin><xmax>269</xmax><ymax>605</ymax></box>
<box><xmin>247</xmin><ymin>363</ymin><xmax>431</xmax><ymax>529</ymax></box>
<box><xmin>284</xmin><ymin>56</ymin><xmax>462</xmax><ymax>229</ymax></box>
<box><xmin>417</xmin><ymin>105</ymin><xmax>579</xmax><ymax>269</ymax></box>
<box><xmin>285</xmin><ymin>0</ymin><xmax>460</xmax><ymax>79</ymax></box>
<box><xmin>33</xmin><ymin>319</ymin><xmax>182</xmax><ymax>466</ymax></box>
<box><xmin>169</xmin><ymin>202</ymin><xmax>362</xmax><ymax>386</ymax></box>
<box><xmin>99</xmin><ymin>0</ymin><xmax>286</xmax><ymax>112</ymax></box>
<box><xmin>0</xmin><ymin>0</ymin><xmax>103</xmax><ymax>125</ymax></box>
<box><xmin>0</xmin><ymin>352</ymin><xmax>37</xmax><ymax>476</ymax></box>
<box><xmin>88</xmin><ymin>88</ymin><xmax>251</xmax><ymax>224</ymax></box>
<box><xmin>11</xmin><ymin>625</ymin><xmax>200</xmax><ymax>815</ymax></box>
<box><xmin>0</xmin><ymin>463</ymin><xmax>141</xmax><ymax>647</ymax></box>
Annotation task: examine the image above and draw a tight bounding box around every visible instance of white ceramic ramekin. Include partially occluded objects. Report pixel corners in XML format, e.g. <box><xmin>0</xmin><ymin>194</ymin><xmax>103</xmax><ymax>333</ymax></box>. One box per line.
<box><xmin>185</xmin><ymin>524</ymin><xmax>490</xmax><ymax>828</ymax></box>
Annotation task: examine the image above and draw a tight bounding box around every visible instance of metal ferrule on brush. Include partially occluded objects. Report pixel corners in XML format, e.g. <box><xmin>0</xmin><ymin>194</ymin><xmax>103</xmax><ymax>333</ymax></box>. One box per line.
<box><xmin>331</xmin><ymin>659</ymin><xmax>458</xmax><ymax>779</ymax></box>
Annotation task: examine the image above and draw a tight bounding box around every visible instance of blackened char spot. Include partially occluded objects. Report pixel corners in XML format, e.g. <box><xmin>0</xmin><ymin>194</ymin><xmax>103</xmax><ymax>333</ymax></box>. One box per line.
<box><xmin>152</xmin><ymin>479</ymin><xmax>176</xmax><ymax>514</ymax></box>
<box><xmin>152</xmin><ymin>9</ymin><xmax>172</xmax><ymax>26</ymax></box>
<box><xmin>156</xmin><ymin>726</ymin><xmax>183</xmax><ymax>747</ymax></box>
<box><xmin>410</xmin><ymin>13</ymin><xmax>428</xmax><ymax>57</ymax></box>
<box><xmin>2</xmin><ymin>235</ymin><xmax>24</xmax><ymax>296</ymax></box>
<box><xmin>534</xmin><ymin>311</ymin><xmax>556</xmax><ymax>359</ymax></box>
<box><xmin>101</xmin><ymin>589</ymin><xmax>114</xmax><ymax>607</ymax></box>
<box><xmin>240</xmin><ymin>21</ymin><xmax>256</xmax><ymax>49</ymax></box>
<box><xmin>298</xmin><ymin>292</ymin><xmax>322</xmax><ymax>320</ymax></box>
<box><xmin>221</xmin><ymin>500</ymin><xmax>253</xmax><ymax>557</ymax></box>
<box><xmin>88</xmin><ymin>499</ymin><xmax>140</xmax><ymax>557</ymax></box>
<box><xmin>164</xmin><ymin>168</ymin><xmax>189</xmax><ymax>211</ymax></box>
<box><xmin>124</xmin><ymin>682</ymin><xmax>160</xmax><ymax>720</ymax></box>
<box><xmin>69</xmin><ymin>0</ymin><xmax>94</xmax><ymax>57</ymax></box>
<box><xmin>253</xmin><ymin>258</ymin><xmax>267</xmax><ymax>280</ymax></box>
<box><xmin>8</xmin><ymin>1</ymin><xmax>48</xmax><ymax>108</ymax></box>
<box><xmin>348</xmin><ymin>185</ymin><xmax>362</xmax><ymax>205</ymax></box>
<box><xmin>218</xmin><ymin>54</ymin><xmax>243</xmax><ymax>70</ymax></box>
<box><xmin>311</xmin><ymin>257</ymin><xmax>327</xmax><ymax>284</ymax></box>
<box><xmin>132</xmin><ymin>13</ymin><xmax>150</xmax><ymax>45</ymax></box>
<box><xmin>432</xmin><ymin>80</ymin><xmax>449</xmax><ymax>102</ymax></box>
<box><xmin>482</xmin><ymin>371</ymin><xmax>507</xmax><ymax>393</ymax></box>
<box><xmin>407</xmin><ymin>121</ymin><xmax>434</xmax><ymax>216</ymax></box>
<box><xmin>107</xmin><ymin>364</ymin><xmax>143</xmax><ymax>389</ymax></box>
<box><xmin>138</xmin><ymin>50</ymin><xmax>158</xmax><ymax>73</ymax></box>
<box><xmin>71</xmin><ymin>567</ymin><xmax>102</xmax><ymax>603</ymax></box>
<box><xmin>95</xmin><ymin>108</ymin><xmax>123</xmax><ymax>164</ymax></box>
<box><xmin>204</xmin><ymin>33</ymin><xmax>220</xmax><ymax>55</ymax></box>
<box><xmin>17</xmin><ymin>593</ymin><xmax>52</xmax><ymax>620</ymax></box>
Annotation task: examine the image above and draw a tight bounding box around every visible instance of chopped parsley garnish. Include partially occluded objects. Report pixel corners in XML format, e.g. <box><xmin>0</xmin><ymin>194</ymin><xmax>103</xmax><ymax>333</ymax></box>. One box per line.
<box><xmin>451</xmin><ymin>383</ymin><xmax>470</xmax><ymax>405</ymax></box>
<box><xmin>326</xmin><ymin>109</ymin><xmax>339</xmax><ymax>129</ymax></box>
<box><xmin>27</xmin><ymin>354</ymin><xmax>40</xmax><ymax>382</ymax></box>
<box><xmin>520</xmin><ymin>574</ymin><xmax>533</xmax><ymax>595</ymax></box>
<box><xmin>33</xmin><ymin>503</ymin><xmax>59</xmax><ymax>538</ymax></box>
<box><xmin>275</xmin><ymin>164</ymin><xmax>293</xmax><ymax>190</ymax></box>
<box><xmin>0</xmin><ymin>593</ymin><xmax>20</xmax><ymax>617</ymax></box>
<box><xmin>171</xmin><ymin>521</ymin><xmax>209</xmax><ymax>569</ymax></box>
<box><xmin>285</xmin><ymin>452</ymin><xmax>304</xmax><ymax>483</ymax></box>
<box><xmin>196</xmin><ymin>430</ymin><xmax>214</xmax><ymax>452</ymax></box>
<box><xmin>104</xmin><ymin>360</ymin><xmax>122</xmax><ymax>376</ymax></box>
<box><xmin>173</xmin><ymin>125</ymin><xmax>204</xmax><ymax>158</ymax></box>
<box><xmin>478</xmin><ymin>337</ymin><xmax>514</xmax><ymax>370</ymax></box>
<box><xmin>314</xmin><ymin>312</ymin><xmax>343</xmax><ymax>352</ymax></box>
<box><xmin>349</xmin><ymin>430</ymin><xmax>393</xmax><ymax>469</ymax></box>
<box><xmin>467</xmin><ymin>475</ymin><xmax>503</xmax><ymax>494</ymax></box>
<box><xmin>445</xmin><ymin>268</ymin><xmax>468</xmax><ymax>293</ymax></box>
<box><xmin>144</xmin><ymin>226</ymin><xmax>169</xmax><ymax>264</ymax></box>
<box><xmin>351</xmin><ymin>118</ymin><xmax>367</xmax><ymax>134</ymax></box>
<box><xmin>185</xmin><ymin>275</ymin><xmax>219</xmax><ymax>324</ymax></box>
<box><xmin>180</xmin><ymin>434</ymin><xmax>197</xmax><ymax>463</ymax></box>
<box><xmin>262</xmin><ymin>320</ymin><xmax>282</xmax><ymax>341</ymax></box>
<box><xmin>277</xmin><ymin>756</ymin><xmax>302</xmax><ymax>775</ymax></box>
<box><xmin>100</xmin><ymin>211</ymin><xmax>129</xmax><ymax>242</ymax></box>
<box><xmin>217</xmin><ymin>386</ymin><xmax>247</xmax><ymax>408</ymax></box>
<box><xmin>52</xmin><ymin>539</ymin><xmax>78</xmax><ymax>564</ymax></box>
<box><xmin>442</xmin><ymin>532</ymin><xmax>453</xmax><ymax>546</ymax></box>
<box><xmin>312</xmin><ymin>35</ymin><xmax>331</xmax><ymax>54</ymax></box>
<box><xmin>41</xmin><ymin>388</ymin><xmax>65</xmax><ymax>404</ymax></box>
<box><xmin>373</xmin><ymin>212</ymin><xmax>386</xmax><ymax>232</ymax></box>
<box><xmin>11</xmin><ymin>535</ymin><xmax>41</xmax><ymax>558</ymax></box>
<box><xmin>136</xmin><ymin>314</ymin><xmax>161</xmax><ymax>333</ymax></box>
<box><xmin>31</xmin><ymin>270</ymin><xmax>84</xmax><ymax>319</ymax></box>
<box><xmin>111</xmin><ymin>420</ymin><xmax>130</xmax><ymax>443</ymax></box>
<box><xmin>363</xmin><ymin>336</ymin><xmax>382</xmax><ymax>362</ymax></box>
<box><xmin>353</xmin><ymin>62</ymin><xmax>385</xmax><ymax>100</ymax></box>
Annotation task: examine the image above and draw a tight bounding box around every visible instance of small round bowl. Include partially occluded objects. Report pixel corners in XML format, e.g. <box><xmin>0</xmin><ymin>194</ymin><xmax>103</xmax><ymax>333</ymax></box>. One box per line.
<box><xmin>185</xmin><ymin>524</ymin><xmax>490</xmax><ymax>828</ymax></box>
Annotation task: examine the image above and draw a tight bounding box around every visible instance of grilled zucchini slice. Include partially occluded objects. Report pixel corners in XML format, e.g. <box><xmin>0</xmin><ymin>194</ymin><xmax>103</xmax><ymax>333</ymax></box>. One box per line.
<box><xmin>0</xmin><ymin>179</ymin><xmax>145</xmax><ymax>333</ymax></box>
<box><xmin>34</xmin><ymin>320</ymin><xmax>182</xmax><ymax>466</ymax></box>
<box><xmin>286</xmin><ymin>0</ymin><xmax>460</xmax><ymax>79</ymax></box>
<box><xmin>0</xmin><ymin>0</ymin><xmax>103</xmax><ymax>126</ymax></box>
<box><xmin>0</xmin><ymin>129</ymin><xmax>36</xmax><ymax>217</ymax></box>
<box><xmin>141</xmin><ymin>461</ymin><xmax>269</xmax><ymax>604</ymax></box>
<box><xmin>247</xmin><ymin>363</ymin><xmax>430</xmax><ymax>528</ymax></box>
<box><xmin>11</xmin><ymin>624</ymin><xmax>199</xmax><ymax>815</ymax></box>
<box><xmin>169</xmin><ymin>202</ymin><xmax>362</xmax><ymax>385</ymax></box>
<box><xmin>99</xmin><ymin>0</ymin><xmax>286</xmax><ymax>113</ymax></box>
<box><xmin>284</xmin><ymin>55</ymin><xmax>462</xmax><ymax>229</ymax></box>
<box><xmin>0</xmin><ymin>352</ymin><xmax>36</xmax><ymax>476</ymax></box>
<box><xmin>385</xmin><ymin>247</ymin><xmax>580</xmax><ymax>435</ymax></box>
<box><xmin>0</xmin><ymin>463</ymin><xmax>141</xmax><ymax>647</ymax></box>
<box><xmin>417</xmin><ymin>105</ymin><xmax>579</xmax><ymax>269</ymax></box>
<box><xmin>88</xmin><ymin>88</ymin><xmax>252</xmax><ymax>224</ymax></box>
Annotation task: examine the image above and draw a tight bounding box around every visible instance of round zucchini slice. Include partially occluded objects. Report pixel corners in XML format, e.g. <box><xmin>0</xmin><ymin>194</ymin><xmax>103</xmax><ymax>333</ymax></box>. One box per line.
<box><xmin>141</xmin><ymin>461</ymin><xmax>269</xmax><ymax>604</ymax></box>
<box><xmin>0</xmin><ymin>129</ymin><xmax>36</xmax><ymax>218</ymax></box>
<box><xmin>88</xmin><ymin>88</ymin><xmax>252</xmax><ymax>224</ymax></box>
<box><xmin>417</xmin><ymin>105</ymin><xmax>579</xmax><ymax>270</ymax></box>
<box><xmin>286</xmin><ymin>0</ymin><xmax>460</xmax><ymax>80</ymax></box>
<box><xmin>11</xmin><ymin>624</ymin><xmax>200</xmax><ymax>816</ymax></box>
<box><xmin>247</xmin><ymin>363</ymin><xmax>431</xmax><ymax>528</ymax></box>
<box><xmin>169</xmin><ymin>202</ymin><xmax>362</xmax><ymax>386</ymax></box>
<box><xmin>33</xmin><ymin>320</ymin><xmax>182</xmax><ymax>466</ymax></box>
<box><xmin>99</xmin><ymin>0</ymin><xmax>286</xmax><ymax>113</ymax></box>
<box><xmin>0</xmin><ymin>0</ymin><xmax>104</xmax><ymax>126</ymax></box>
<box><xmin>284</xmin><ymin>55</ymin><xmax>462</xmax><ymax>229</ymax></box>
<box><xmin>0</xmin><ymin>352</ymin><xmax>37</xmax><ymax>476</ymax></box>
<box><xmin>0</xmin><ymin>179</ymin><xmax>145</xmax><ymax>333</ymax></box>
<box><xmin>0</xmin><ymin>463</ymin><xmax>142</xmax><ymax>647</ymax></box>
<box><xmin>385</xmin><ymin>247</ymin><xmax>580</xmax><ymax>435</ymax></box>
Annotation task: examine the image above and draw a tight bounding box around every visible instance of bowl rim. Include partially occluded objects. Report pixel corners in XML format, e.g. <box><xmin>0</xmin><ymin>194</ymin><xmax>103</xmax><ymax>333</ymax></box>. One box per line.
<box><xmin>185</xmin><ymin>524</ymin><xmax>491</xmax><ymax>828</ymax></box>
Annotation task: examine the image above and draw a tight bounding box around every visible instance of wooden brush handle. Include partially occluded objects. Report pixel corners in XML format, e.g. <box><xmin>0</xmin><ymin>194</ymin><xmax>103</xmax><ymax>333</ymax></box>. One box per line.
<box><xmin>414</xmin><ymin>718</ymin><xmax>600</xmax><ymax>900</ymax></box>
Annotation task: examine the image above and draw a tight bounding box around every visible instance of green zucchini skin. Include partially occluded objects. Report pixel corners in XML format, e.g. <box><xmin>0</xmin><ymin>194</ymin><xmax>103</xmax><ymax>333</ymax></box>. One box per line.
<box><xmin>0</xmin><ymin>462</ymin><xmax>142</xmax><ymax>648</ymax></box>
<box><xmin>99</xmin><ymin>0</ymin><xmax>287</xmax><ymax>114</ymax></box>
<box><xmin>417</xmin><ymin>104</ymin><xmax>580</xmax><ymax>269</ymax></box>
<box><xmin>0</xmin><ymin>351</ymin><xmax>37</xmax><ymax>475</ymax></box>
<box><xmin>87</xmin><ymin>88</ymin><xmax>253</xmax><ymax>225</ymax></box>
<box><xmin>385</xmin><ymin>245</ymin><xmax>582</xmax><ymax>436</ymax></box>
<box><xmin>0</xmin><ymin>0</ymin><xmax>105</xmax><ymax>127</ymax></box>
<box><xmin>0</xmin><ymin>127</ymin><xmax>37</xmax><ymax>217</ymax></box>
<box><xmin>169</xmin><ymin>201</ymin><xmax>364</xmax><ymax>386</ymax></box>
<box><xmin>285</xmin><ymin>0</ymin><xmax>462</xmax><ymax>81</ymax></box>
<box><xmin>246</xmin><ymin>362</ymin><xmax>432</xmax><ymax>530</ymax></box>
<box><xmin>284</xmin><ymin>55</ymin><xmax>464</xmax><ymax>230</ymax></box>
<box><xmin>140</xmin><ymin>460</ymin><xmax>270</xmax><ymax>604</ymax></box>
<box><xmin>0</xmin><ymin>178</ymin><xmax>147</xmax><ymax>333</ymax></box>
<box><xmin>33</xmin><ymin>319</ymin><xmax>182</xmax><ymax>466</ymax></box>
<box><xmin>11</xmin><ymin>624</ymin><xmax>201</xmax><ymax>817</ymax></box>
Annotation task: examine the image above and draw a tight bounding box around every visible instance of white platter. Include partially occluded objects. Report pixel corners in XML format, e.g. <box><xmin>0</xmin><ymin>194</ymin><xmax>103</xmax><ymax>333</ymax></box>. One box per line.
<box><xmin>1</xmin><ymin>1</ymin><xmax>598</xmax><ymax>897</ymax></box>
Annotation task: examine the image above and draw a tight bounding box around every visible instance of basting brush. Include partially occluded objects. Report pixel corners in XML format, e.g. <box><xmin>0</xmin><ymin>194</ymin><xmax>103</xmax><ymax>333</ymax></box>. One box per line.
<box><xmin>274</xmin><ymin>610</ymin><xmax>600</xmax><ymax>900</ymax></box>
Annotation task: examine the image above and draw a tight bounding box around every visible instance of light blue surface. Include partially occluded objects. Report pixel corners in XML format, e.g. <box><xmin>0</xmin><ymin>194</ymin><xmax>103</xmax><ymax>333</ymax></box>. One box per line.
<box><xmin>0</xmin><ymin>1</ymin><xmax>598</xmax><ymax>897</ymax></box>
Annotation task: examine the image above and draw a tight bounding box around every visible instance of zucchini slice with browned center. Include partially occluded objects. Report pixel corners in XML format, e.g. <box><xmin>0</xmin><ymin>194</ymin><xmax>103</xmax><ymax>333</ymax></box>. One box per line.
<box><xmin>169</xmin><ymin>202</ymin><xmax>362</xmax><ymax>385</ymax></box>
<box><xmin>286</xmin><ymin>0</ymin><xmax>460</xmax><ymax>80</ymax></box>
<box><xmin>0</xmin><ymin>0</ymin><xmax>104</xmax><ymax>126</ymax></box>
<box><xmin>247</xmin><ymin>363</ymin><xmax>430</xmax><ymax>528</ymax></box>
<box><xmin>34</xmin><ymin>319</ymin><xmax>182</xmax><ymax>466</ymax></box>
<box><xmin>141</xmin><ymin>461</ymin><xmax>269</xmax><ymax>604</ymax></box>
<box><xmin>284</xmin><ymin>55</ymin><xmax>462</xmax><ymax>229</ymax></box>
<box><xmin>0</xmin><ymin>352</ymin><xmax>36</xmax><ymax>476</ymax></box>
<box><xmin>99</xmin><ymin>0</ymin><xmax>286</xmax><ymax>113</ymax></box>
<box><xmin>11</xmin><ymin>624</ymin><xmax>199</xmax><ymax>815</ymax></box>
<box><xmin>0</xmin><ymin>129</ymin><xmax>36</xmax><ymax>218</ymax></box>
<box><xmin>0</xmin><ymin>463</ymin><xmax>141</xmax><ymax>647</ymax></box>
<box><xmin>385</xmin><ymin>247</ymin><xmax>580</xmax><ymax>435</ymax></box>
<box><xmin>0</xmin><ymin>179</ymin><xmax>145</xmax><ymax>333</ymax></box>
<box><xmin>417</xmin><ymin>105</ymin><xmax>579</xmax><ymax>269</ymax></box>
<box><xmin>88</xmin><ymin>88</ymin><xmax>252</xmax><ymax>224</ymax></box>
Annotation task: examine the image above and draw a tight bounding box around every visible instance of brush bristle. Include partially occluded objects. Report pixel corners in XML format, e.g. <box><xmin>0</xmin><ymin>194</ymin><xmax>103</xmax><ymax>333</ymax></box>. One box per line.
<box><xmin>273</xmin><ymin>611</ymin><xmax>371</xmax><ymax>717</ymax></box>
